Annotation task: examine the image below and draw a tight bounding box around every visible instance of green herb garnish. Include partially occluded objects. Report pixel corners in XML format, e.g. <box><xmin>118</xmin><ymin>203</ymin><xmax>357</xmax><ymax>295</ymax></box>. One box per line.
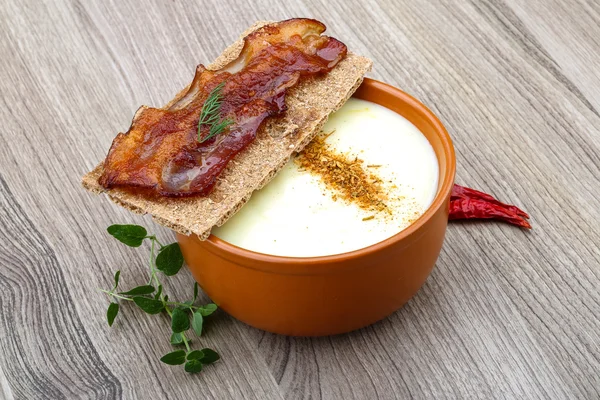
<box><xmin>197</xmin><ymin>82</ymin><xmax>234</xmax><ymax>143</ymax></box>
<box><xmin>100</xmin><ymin>224</ymin><xmax>220</xmax><ymax>374</ymax></box>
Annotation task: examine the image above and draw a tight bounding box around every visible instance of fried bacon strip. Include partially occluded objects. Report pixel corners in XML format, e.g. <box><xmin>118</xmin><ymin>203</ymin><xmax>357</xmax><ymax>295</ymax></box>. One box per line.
<box><xmin>99</xmin><ymin>19</ymin><xmax>347</xmax><ymax>196</ymax></box>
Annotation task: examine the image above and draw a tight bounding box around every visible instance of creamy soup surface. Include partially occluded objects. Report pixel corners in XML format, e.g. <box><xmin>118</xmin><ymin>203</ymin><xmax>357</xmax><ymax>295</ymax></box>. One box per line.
<box><xmin>212</xmin><ymin>98</ymin><xmax>439</xmax><ymax>257</ymax></box>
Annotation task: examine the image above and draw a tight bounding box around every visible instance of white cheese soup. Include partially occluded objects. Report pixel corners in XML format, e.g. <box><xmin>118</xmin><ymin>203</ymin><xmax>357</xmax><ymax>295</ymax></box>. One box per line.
<box><xmin>212</xmin><ymin>98</ymin><xmax>439</xmax><ymax>257</ymax></box>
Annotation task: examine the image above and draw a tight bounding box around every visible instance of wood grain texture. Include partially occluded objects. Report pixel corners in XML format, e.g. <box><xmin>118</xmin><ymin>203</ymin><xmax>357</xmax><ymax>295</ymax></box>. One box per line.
<box><xmin>1</xmin><ymin>0</ymin><xmax>598</xmax><ymax>399</ymax></box>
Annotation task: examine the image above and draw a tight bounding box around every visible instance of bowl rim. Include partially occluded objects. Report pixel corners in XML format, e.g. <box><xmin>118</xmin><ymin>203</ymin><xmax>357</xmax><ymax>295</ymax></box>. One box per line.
<box><xmin>201</xmin><ymin>78</ymin><xmax>456</xmax><ymax>267</ymax></box>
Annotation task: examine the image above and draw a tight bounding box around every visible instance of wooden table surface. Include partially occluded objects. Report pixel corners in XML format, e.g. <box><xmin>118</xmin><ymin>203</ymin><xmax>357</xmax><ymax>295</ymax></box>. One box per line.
<box><xmin>1</xmin><ymin>0</ymin><xmax>599</xmax><ymax>399</ymax></box>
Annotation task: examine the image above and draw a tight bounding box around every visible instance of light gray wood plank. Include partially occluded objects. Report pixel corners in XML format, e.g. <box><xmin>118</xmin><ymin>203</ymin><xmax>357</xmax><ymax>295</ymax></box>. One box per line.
<box><xmin>504</xmin><ymin>0</ymin><xmax>600</xmax><ymax>110</ymax></box>
<box><xmin>1</xmin><ymin>0</ymin><xmax>599</xmax><ymax>399</ymax></box>
<box><xmin>0</xmin><ymin>177</ymin><xmax>122</xmax><ymax>399</ymax></box>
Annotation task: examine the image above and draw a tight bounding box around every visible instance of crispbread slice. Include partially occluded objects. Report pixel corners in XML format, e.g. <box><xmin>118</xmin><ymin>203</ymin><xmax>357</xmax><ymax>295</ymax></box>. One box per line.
<box><xmin>82</xmin><ymin>21</ymin><xmax>372</xmax><ymax>239</ymax></box>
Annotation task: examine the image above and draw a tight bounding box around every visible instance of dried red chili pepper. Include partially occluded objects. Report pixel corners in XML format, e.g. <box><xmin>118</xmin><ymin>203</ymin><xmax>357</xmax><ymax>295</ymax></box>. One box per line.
<box><xmin>451</xmin><ymin>184</ymin><xmax>529</xmax><ymax>218</ymax></box>
<box><xmin>449</xmin><ymin>184</ymin><xmax>531</xmax><ymax>229</ymax></box>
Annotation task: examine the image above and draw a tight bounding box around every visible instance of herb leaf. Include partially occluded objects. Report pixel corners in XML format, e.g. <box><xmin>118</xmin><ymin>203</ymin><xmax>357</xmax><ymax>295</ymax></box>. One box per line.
<box><xmin>120</xmin><ymin>285</ymin><xmax>155</xmax><ymax>296</ymax></box>
<box><xmin>199</xmin><ymin>303</ymin><xmax>218</xmax><ymax>316</ymax></box>
<box><xmin>206</xmin><ymin>118</ymin><xmax>234</xmax><ymax>142</ymax></box>
<box><xmin>170</xmin><ymin>332</ymin><xmax>183</xmax><ymax>345</ymax></box>
<box><xmin>197</xmin><ymin>82</ymin><xmax>233</xmax><ymax>143</ymax></box>
<box><xmin>186</xmin><ymin>350</ymin><xmax>204</xmax><ymax>361</ymax></box>
<box><xmin>113</xmin><ymin>270</ymin><xmax>121</xmax><ymax>289</ymax></box>
<box><xmin>156</xmin><ymin>243</ymin><xmax>184</xmax><ymax>276</ymax></box>
<box><xmin>133</xmin><ymin>296</ymin><xmax>164</xmax><ymax>314</ymax></box>
<box><xmin>107</xmin><ymin>303</ymin><xmax>119</xmax><ymax>327</ymax></box>
<box><xmin>161</xmin><ymin>350</ymin><xmax>187</xmax><ymax>365</ymax></box>
<box><xmin>192</xmin><ymin>311</ymin><xmax>203</xmax><ymax>337</ymax></box>
<box><xmin>200</xmin><ymin>348</ymin><xmax>220</xmax><ymax>364</ymax></box>
<box><xmin>184</xmin><ymin>359</ymin><xmax>203</xmax><ymax>373</ymax></box>
<box><xmin>107</xmin><ymin>224</ymin><xmax>147</xmax><ymax>247</ymax></box>
<box><xmin>171</xmin><ymin>308</ymin><xmax>190</xmax><ymax>333</ymax></box>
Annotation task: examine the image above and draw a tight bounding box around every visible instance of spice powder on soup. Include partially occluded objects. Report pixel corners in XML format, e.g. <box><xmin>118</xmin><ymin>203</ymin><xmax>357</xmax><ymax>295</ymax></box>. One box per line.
<box><xmin>295</xmin><ymin>132</ymin><xmax>394</xmax><ymax>219</ymax></box>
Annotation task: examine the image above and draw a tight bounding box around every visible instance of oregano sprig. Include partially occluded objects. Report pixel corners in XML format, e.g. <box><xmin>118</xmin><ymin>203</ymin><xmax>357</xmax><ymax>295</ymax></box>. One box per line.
<box><xmin>100</xmin><ymin>224</ymin><xmax>220</xmax><ymax>374</ymax></box>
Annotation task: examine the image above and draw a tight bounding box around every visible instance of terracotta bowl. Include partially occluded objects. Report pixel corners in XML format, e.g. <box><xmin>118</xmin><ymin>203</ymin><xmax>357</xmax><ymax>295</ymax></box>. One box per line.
<box><xmin>177</xmin><ymin>78</ymin><xmax>456</xmax><ymax>336</ymax></box>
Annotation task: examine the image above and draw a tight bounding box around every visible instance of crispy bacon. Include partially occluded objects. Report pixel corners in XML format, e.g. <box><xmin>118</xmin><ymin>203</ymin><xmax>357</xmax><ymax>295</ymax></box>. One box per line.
<box><xmin>99</xmin><ymin>19</ymin><xmax>347</xmax><ymax>196</ymax></box>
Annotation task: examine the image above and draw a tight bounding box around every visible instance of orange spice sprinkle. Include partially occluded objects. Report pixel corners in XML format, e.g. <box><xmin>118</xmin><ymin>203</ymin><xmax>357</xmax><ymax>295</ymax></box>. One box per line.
<box><xmin>295</xmin><ymin>135</ymin><xmax>389</xmax><ymax>215</ymax></box>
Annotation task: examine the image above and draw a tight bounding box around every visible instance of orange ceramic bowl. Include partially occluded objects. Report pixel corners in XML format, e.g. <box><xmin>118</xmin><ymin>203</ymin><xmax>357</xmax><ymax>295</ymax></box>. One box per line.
<box><xmin>177</xmin><ymin>78</ymin><xmax>455</xmax><ymax>336</ymax></box>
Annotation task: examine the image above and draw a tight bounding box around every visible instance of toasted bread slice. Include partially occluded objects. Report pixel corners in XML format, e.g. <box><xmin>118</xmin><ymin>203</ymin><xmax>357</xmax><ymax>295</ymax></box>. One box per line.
<box><xmin>82</xmin><ymin>21</ymin><xmax>372</xmax><ymax>239</ymax></box>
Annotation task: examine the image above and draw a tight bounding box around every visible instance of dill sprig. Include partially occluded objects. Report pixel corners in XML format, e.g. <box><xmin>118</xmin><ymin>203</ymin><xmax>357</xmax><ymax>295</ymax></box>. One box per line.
<box><xmin>197</xmin><ymin>82</ymin><xmax>234</xmax><ymax>143</ymax></box>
